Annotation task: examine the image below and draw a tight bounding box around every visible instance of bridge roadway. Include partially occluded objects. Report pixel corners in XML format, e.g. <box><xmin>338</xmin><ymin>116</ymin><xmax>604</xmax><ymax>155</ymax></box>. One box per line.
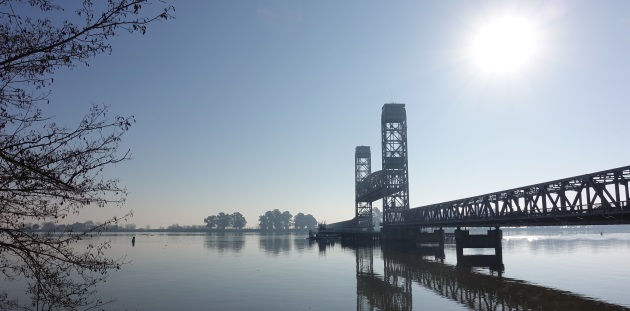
<box><xmin>386</xmin><ymin>165</ymin><xmax>630</xmax><ymax>228</ymax></box>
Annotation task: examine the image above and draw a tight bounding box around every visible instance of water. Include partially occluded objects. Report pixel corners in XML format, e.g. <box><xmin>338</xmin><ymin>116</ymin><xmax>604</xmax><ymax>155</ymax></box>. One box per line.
<box><xmin>4</xmin><ymin>226</ymin><xmax>630</xmax><ymax>310</ymax></box>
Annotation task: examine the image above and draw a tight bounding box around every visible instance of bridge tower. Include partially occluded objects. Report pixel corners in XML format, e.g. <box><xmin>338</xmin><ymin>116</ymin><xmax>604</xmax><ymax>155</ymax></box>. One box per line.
<box><xmin>381</xmin><ymin>104</ymin><xmax>409</xmax><ymax>223</ymax></box>
<box><xmin>355</xmin><ymin>146</ymin><xmax>373</xmax><ymax>229</ymax></box>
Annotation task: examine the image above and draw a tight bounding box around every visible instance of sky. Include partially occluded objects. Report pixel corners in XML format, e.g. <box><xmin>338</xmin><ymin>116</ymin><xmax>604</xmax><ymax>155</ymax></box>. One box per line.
<box><xmin>42</xmin><ymin>0</ymin><xmax>630</xmax><ymax>228</ymax></box>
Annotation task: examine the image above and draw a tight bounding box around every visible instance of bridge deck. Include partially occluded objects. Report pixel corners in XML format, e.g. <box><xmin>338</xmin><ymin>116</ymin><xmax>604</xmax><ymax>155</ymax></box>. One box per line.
<box><xmin>393</xmin><ymin>165</ymin><xmax>630</xmax><ymax>228</ymax></box>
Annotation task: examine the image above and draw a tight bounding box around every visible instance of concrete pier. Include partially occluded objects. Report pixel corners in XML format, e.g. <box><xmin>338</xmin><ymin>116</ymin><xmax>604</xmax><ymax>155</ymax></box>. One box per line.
<box><xmin>416</xmin><ymin>228</ymin><xmax>445</xmax><ymax>259</ymax></box>
<box><xmin>416</xmin><ymin>229</ymin><xmax>445</xmax><ymax>247</ymax></box>
<box><xmin>380</xmin><ymin>227</ymin><xmax>417</xmax><ymax>241</ymax></box>
<box><xmin>455</xmin><ymin>228</ymin><xmax>503</xmax><ymax>271</ymax></box>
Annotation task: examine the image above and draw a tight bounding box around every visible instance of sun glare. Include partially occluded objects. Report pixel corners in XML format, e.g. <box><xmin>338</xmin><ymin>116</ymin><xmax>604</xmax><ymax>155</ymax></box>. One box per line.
<box><xmin>471</xmin><ymin>16</ymin><xmax>539</xmax><ymax>74</ymax></box>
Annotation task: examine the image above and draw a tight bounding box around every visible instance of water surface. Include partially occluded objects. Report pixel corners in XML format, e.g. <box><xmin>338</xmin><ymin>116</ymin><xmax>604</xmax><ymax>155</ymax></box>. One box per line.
<box><xmin>6</xmin><ymin>226</ymin><xmax>630</xmax><ymax>310</ymax></box>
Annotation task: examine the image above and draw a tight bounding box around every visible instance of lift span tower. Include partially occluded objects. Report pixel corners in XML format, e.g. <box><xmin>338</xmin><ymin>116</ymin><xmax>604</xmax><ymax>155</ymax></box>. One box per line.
<box><xmin>354</xmin><ymin>103</ymin><xmax>410</xmax><ymax>229</ymax></box>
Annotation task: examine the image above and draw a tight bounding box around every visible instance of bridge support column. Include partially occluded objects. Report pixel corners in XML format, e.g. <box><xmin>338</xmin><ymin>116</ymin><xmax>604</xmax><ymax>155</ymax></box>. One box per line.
<box><xmin>380</xmin><ymin>226</ymin><xmax>416</xmax><ymax>242</ymax></box>
<box><xmin>381</xmin><ymin>103</ymin><xmax>409</xmax><ymax>224</ymax></box>
<box><xmin>455</xmin><ymin>228</ymin><xmax>504</xmax><ymax>272</ymax></box>
<box><xmin>415</xmin><ymin>228</ymin><xmax>445</xmax><ymax>259</ymax></box>
<box><xmin>355</xmin><ymin>146</ymin><xmax>373</xmax><ymax>230</ymax></box>
<box><xmin>416</xmin><ymin>229</ymin><xmax>444</xmax><ymax>247</ymax></box>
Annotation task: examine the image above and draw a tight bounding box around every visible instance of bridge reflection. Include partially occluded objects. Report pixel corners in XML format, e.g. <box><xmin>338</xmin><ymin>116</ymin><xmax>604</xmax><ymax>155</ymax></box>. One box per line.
<box><xmin>345</xmin><ymin>242</ymin><xmax>629</xmax><ymax>311</ymax></box>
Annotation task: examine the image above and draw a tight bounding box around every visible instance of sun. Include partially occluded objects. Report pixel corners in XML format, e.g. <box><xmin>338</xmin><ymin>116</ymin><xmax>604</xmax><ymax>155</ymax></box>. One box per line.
<box><xmin>470</xmin><ymin>16</ymin><xmax>539</xmax><ymax>74</ymax></box>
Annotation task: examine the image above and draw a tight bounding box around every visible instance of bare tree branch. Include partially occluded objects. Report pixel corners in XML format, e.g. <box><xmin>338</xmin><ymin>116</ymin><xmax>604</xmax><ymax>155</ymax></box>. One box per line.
<box><xmin>0</xmin><ymin>1</ymin><xmax>173</xmax><ymax>309</ymax></box>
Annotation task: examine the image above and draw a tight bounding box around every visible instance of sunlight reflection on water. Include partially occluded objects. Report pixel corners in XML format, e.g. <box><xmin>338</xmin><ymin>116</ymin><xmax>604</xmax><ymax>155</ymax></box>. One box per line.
<box><xmin>4</xmin><ymin>226</ymin><xmax>630</xmax><ymax>310</ymax></box>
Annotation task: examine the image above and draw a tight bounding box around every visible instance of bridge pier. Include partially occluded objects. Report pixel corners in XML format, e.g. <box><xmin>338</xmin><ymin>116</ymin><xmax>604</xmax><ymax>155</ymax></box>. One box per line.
<box><xmin>416</xmin><ymin>228</ymin><xmax>445</xmax><ymax>259</ymax></box>
<box><xmin>455</xmin><ymin>227</ymin><xmax>504</xmax><ymax>272</ymax></box>
<box><xmin>381</xmin><ymin>226</ymin><xmax>416</xmax><ymax>242</ymax></box>
<box><xmin>381</xmin><ymin>227</ymin><xmax>446</xmax><ymax>259</ymax></box>
<box><xmin>381</xmin><ymin>227</ymin><xmax>446</xmax><ymax>244</ymax></box>
<box><xmin>416</xmin><ymin>228</ymin><xmax>444</xmax><ymax>247</ymax></box>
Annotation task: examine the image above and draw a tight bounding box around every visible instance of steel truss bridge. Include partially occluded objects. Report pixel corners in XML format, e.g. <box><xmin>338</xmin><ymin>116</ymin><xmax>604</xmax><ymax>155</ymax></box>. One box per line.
<box><xmin>399</xmin><ymin>165</ymin><xmax>630</xmax><ymax>227</ymax></box>
<box><xmin>344</xmin><ymin>103</ymin><xmax>630</xmax><ymax>230</ymax></box>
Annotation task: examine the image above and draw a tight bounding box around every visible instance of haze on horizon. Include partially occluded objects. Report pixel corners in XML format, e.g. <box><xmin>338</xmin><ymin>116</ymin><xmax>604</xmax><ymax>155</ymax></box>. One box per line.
<box><xmin>48</xmin><ymin>1</ymin><xmax>630</xmax><ymax>228</ymax></box>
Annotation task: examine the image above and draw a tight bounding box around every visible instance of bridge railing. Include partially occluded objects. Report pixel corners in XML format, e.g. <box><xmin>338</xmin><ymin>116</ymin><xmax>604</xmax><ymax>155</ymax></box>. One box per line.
<box><xmin>395</xmin><ymin>166</ymin><xmax>630</xmax><ymax>227</ymax></box>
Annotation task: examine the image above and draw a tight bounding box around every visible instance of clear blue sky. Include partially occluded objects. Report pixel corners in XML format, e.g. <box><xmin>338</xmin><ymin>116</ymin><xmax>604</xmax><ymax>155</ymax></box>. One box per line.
<box><xmin>48</xmin><ymin>1</ymin><xmax>630</xmax><ymax>228</ymax></box>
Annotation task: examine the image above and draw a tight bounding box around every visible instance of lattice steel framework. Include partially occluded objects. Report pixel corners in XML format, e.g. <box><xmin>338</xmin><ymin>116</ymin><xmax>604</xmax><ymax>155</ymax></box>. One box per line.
<box><xmin>381</xmin><ymin>104</ymin><xmax>409</xmax><ymax>223</ymax></box>
<box><xmin>355</xmin><ymin>146</ymin><xmax>373</xmax><ymax>229</ymax></box>
<box><xmin>356</xmin><ymin>170</ymin><xmax>383</xmax><ymax>202</ymax></box>
<box><xmin>398</xmin><ymin>166</ymin><xmax>630</xmax><ymax>227</ymax></box>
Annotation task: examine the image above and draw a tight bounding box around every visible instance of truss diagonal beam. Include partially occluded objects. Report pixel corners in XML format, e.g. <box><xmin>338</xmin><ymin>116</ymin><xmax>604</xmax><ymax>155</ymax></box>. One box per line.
<box><xmin>395</xmin><ymin>166</ymin><xmax>630</xmax><ymax>227</ymax></box>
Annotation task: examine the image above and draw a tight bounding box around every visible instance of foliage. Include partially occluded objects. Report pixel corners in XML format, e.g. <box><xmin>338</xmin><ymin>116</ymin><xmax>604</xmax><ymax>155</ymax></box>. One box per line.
<box><xmin>293</xmin><ymin>212</ymin><xmax>318</xmax><ymax>229</ymax></box>
<box><xmin>258</xmin><ymin>210</ymin><xmax>275</xmax><ymax>230</ymax></box>
<box><xmin>258</xmin><ymin>209</ymin><xmax>314</xmax><ymax>230</ymax></box>
<box><xmin>372</xmin><ymin>207</ymin><xmax>382</xmax><ymax>230</ymax></box>
<box><xmin>216</xmin><ymin>212</ymin><xmax>232</xmax><ymax>230</ymax></box>
<box><xmin>0</xmin><ymin>1</ymin><xmax>173</xmax><ymax>310</ymax></box>
<box><xmin>204</xmin><ymin>212</ymin><xmax>247</xmax><ymax>230</ymax></box>
<box><xmin>280</xmin><ymin>211</ymin><xmax>293</xmax><ymax>230</ymax></box>
<box><xmin>204</xmin><ymin>215</ymin><xmax>218</xmax><ymax>229</ymax></box>
<box><xmin>231</xmin><ymin>212</ymin><xmax>247</xmax><ymax>229</ymax></box>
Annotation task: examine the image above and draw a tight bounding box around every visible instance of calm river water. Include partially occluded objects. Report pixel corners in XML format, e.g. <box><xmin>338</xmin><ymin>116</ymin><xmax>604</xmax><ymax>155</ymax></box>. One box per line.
<box><xmin>8</xmin><ymin>226</ymin><xmax>630</xmax><ymax>310</ymax></box>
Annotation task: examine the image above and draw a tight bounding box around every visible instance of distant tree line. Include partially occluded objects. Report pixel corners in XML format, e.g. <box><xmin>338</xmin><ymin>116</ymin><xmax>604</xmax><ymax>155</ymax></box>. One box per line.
<box><xmin>258</xmin><ymin>210</ymin><xmax>317</xmax><ymax>230</ymax></box>
<box><xmin>373</xmin><ymin>207</ymin><xmax>382</xmax><ymax>230</ymax></box>
<box><xmin>25</xmin><ymin>209</ymin><xmax>322</xmax><ymax>233</ymax></box>
<box><xmin>25</xmin><ymin>221</ymin><xmax>211</xmax><ymax>232</ymax></box>
<box><xmin>25</xmin><ymin>221</ymin><xmax>140</xmax><ymax>232</ymax></box>
<box><xmin>204</xmin><ymin>212</ymin><xmax>247</xmax><ymax>229</ymax></box>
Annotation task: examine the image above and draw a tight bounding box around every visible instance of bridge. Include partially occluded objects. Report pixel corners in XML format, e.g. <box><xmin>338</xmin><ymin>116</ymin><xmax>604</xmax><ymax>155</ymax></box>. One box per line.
<box><xmin>323</xmin><ymin>103</ymin><xmax>630</xmax><ymax>309</ymax></box>
<box><xmin>337</xmin><ymin>103</ymin><xmax>630</xmax><ymax>232</ymax></box>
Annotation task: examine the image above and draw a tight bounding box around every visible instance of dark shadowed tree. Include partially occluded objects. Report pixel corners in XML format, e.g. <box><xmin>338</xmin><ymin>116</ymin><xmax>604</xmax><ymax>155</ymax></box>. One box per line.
<box><xmin>41</xmin><ymin>222</ymin><xmax>56</xmax><ymax>232</ymax></box>
<box><xmin>204</xmin><ymin>215</ymin><xmax>218</xmax><ymax>229</ymax></box>
<box><xmin>293</xmin><ymin>213</ymin><xmax>317</xmax><ymax>229</ymax></box>
<box><xmin>259</xmin><ymin>209</ymin><xmax>293</xmax><ymax>230</ymax></box>
<box><xmin>231</xmin><ymin>212</ymin><xmax>247</xmax><ymax>229</ymax></box>
<box><xmin>216</xmin><ymin>212</ymin><xmax>233</xmax><ymax>230</ymax></box>
<box><xmin>281</xmin><ymin>211</ymin><xmax>293</xmax><ymax>229</ymax></box>
<box><xmin>271</xmin><ymin>209</ymin><xmax>284</xmax><ymax>230</ymax></box>
<box><xmin>294</xmin><ymin>213</ymin><xmax>306</xmax><ymax>229</ymax></box>
<box><xmin>0</xmin><ymin>1</ymin><xmax>173</xmax><ymax>310</ymax></box>
<box><xmin>303</xmin><ymin>214</ymin><xmax>318</xmax><ymax>230</ymax></box>
<box><xmin>259</xmin><ymin>211</ymin><xmax>274</xmax><ymax>230</ymax></box>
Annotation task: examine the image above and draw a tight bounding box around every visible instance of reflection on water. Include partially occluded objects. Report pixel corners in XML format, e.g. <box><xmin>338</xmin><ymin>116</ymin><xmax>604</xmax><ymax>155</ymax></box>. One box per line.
<box><xmin>258</xmin><ymin>235</ymin><xmax>346</xmax><ymax>255</ymax></box>
<box><xmin>259</xmin><ymin>233</ymin><xmax>293</xmax><ymax>255</ymax></box>
<box><xmin>24</xmin><ymin>229</ymin><xmax>628</xmax><ymax>310</ymax></box>
<box><xmin>292</xmin><ymin>236</ymin><xmax>312</xmax><ymax>252</ymax></box>
<box><xmin>346</xmin><ymin>241</ymin><xmax>630</xmax><ymax>311</ymax></box>
<box><xmin>312</xmin><ymin>239</ymin><xmax>340</xmax><ymax>254</ymax></box>
<box><xmin>505</xmin><ymin>236</ymin><xmax>630</xmax><ymax>254</ymax></box>
<box><xmin>204</xmin><ymin>232</ymin><xmax>245</xmax><ymax>253</ymax></box>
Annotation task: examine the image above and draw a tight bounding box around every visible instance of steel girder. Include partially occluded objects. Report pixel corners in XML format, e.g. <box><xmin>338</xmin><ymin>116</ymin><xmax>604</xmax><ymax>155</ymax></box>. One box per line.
<box><xmin>356</xmin><ymin>170</ymin><xmax>383</xmax><ymax>202</ymax></box>
<box><xmin>396</xmin><ymin>166</ymin><xmax>630</xmax><ymax>228</ymax></box>
<box><xmin>355</xmin><ymin>146</ymin><xmax>373</xmax><ymax>229</ymax></box>
<box><xmin>381</xmin><ymin>104</ymin><xmax>410</xmax><ymax>224</ymax></box>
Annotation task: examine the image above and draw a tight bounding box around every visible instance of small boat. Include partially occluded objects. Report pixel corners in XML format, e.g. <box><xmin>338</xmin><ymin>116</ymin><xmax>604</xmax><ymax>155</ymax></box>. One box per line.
<box><xmin>307</xmin><ymin>224</ymin><xmax>341</xmax><ymax>240</ymax></box>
